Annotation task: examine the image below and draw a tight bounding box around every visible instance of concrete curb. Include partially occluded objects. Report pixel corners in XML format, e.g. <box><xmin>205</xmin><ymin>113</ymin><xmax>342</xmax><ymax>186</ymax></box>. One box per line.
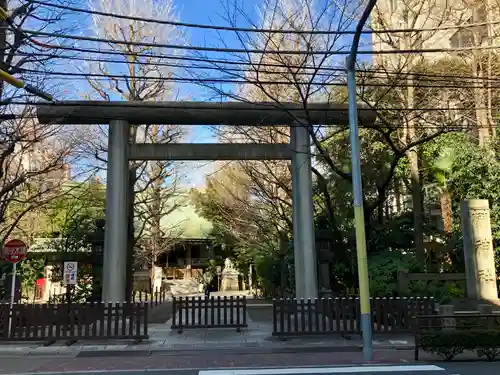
<box><xmin>0</xmin><ymin>343</ymin><xmax>415</xmax><ymax>358</ymax></box>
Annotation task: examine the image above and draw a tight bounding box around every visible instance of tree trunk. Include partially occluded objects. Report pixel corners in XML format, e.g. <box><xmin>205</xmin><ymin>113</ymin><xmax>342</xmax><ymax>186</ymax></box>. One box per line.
<box><xmin>0</xmin><ymin>0</ymin><xmax>6</xmax><ymax>99</ymax></box>
<box><xmin>440</xmin><ymin>188</ymin><xmax>453</xmax><ymax>235</ymax></box>
<box><xmin>406</xmin><ymin>71</ymin><xmax>426</xmax><ymax>268</ymax></box>
<box><xmin>472</xmin><ymin>5</ymin><xmax>491</xmax><ymax>146</ymax></box>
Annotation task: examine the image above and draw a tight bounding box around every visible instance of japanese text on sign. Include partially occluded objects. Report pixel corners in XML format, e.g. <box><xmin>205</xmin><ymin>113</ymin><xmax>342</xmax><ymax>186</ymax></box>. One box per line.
<box><xmin>63</xmin><ymin>261</ymin><xmax>78</xmax><ymax>285</ymax></box>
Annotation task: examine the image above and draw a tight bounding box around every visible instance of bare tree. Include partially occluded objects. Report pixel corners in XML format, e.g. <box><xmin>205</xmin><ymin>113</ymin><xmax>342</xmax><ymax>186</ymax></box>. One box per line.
<box><xmin>201</xmin><ymin>0</ymin><xmax>345</xmax><ymax>239</ymax></box>
<box><xmin>192</xmin><ymin>0</ymin><xmax>469</xmax><ymax>257</ymax></box>
<box><xmin>81</xmin><ymin>0</ymin><xmax>188</xmax><ymax>268</ymax></box>
<box><xmin>0</xmin><ymin>0</ymin><xmax>86</xmax><ymax>244</ymax></box>
<box><xmin>370</xmin><ymin>0</ymin><xmax>480</xmax><ymax>264</ymax></box>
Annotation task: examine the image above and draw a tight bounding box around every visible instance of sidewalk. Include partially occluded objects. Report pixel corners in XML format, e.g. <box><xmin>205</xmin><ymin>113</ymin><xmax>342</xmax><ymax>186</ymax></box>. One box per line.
<box><xmin>0</xmin><ymin>350</ymin><xmax>421</xmax><ymax>374</ymax></box>
<box><xmin>0</xmin><ymin>316</ymin><xmax>414</xmax><ymax>357</ymax></box>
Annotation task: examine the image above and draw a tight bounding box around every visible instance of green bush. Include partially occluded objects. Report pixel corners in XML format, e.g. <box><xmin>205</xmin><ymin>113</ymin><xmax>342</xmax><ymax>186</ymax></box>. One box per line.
<box><xmin>419</xmin><ymin>329</ymin><xmax>500</xmax><ymax>361</ymax></box>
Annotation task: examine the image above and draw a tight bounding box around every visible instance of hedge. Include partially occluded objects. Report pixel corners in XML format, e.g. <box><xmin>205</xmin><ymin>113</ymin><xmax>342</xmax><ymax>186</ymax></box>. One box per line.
<box><xmin>419</xmin><ymin>329</ymin><xmax>500</xmax><ymax>361</ymax></box>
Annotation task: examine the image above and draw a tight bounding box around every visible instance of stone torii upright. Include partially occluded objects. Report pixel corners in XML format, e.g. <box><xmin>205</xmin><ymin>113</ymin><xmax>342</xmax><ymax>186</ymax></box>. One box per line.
<box><xmin>36</xmin><ymin>101</ymin><xmax>377</xmax><ymax>301</ymax></box>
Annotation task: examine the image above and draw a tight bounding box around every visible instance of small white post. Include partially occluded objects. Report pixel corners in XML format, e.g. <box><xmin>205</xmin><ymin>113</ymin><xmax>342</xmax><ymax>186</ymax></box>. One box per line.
<box><xmin>8</xmin><ymin>262</ymin><xmax>17</xmax><ymax>337</ymax></box>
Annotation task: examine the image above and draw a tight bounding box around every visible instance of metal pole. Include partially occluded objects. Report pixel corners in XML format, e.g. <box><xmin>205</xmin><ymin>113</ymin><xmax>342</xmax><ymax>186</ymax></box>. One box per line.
<box><xmin>8</xmin><ymin>262</ymin><xmax>17</xmax><ymax>337</ymax></box>
<box><xmin>346</xmin><ymin>0</ymin><xmax>378</xmax><ymax>362</ymax></box>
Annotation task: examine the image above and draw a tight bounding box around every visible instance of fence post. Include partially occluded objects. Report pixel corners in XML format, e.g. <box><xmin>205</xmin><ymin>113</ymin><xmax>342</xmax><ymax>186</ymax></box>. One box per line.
<box><xmin>478</xmin><ymin>304</ymin><xmax>494</xmax><ymax>328</ymax></box>
<box><xmin>439</xmin><ymin>304</ymin><xmax>455</xmax><ymax>331</ymax></box>
<box><xmin>143</xmin><ymin>303</ymin><xmax>148</xmax><ymax>339</ymax></box>
<box><xmin>414</xmin><ymin>315</ymin><xmax>420</xmax><ymax>361</ymax></box>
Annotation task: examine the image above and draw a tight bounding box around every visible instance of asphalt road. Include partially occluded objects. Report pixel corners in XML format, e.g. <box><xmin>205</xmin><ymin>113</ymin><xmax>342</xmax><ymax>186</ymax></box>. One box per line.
<box><xmin>5</xmin><ymin>363</ymin><xmax>500</xmax><ymax>375</ymax></box>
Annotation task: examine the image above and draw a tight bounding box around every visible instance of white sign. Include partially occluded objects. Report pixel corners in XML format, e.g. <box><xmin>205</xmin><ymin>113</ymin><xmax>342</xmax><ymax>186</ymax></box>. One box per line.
<box><xmin>63</xmin><ymin>261</ymin><xmax>78</xmax><ymax>285</ymax></box>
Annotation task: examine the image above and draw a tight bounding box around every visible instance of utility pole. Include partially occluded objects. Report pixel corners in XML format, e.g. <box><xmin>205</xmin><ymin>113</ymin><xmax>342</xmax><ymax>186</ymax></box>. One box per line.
<box><xmin>346</xmin><ymin>0</ymin><xmax>377</xmax><ymax>361</ymax></box>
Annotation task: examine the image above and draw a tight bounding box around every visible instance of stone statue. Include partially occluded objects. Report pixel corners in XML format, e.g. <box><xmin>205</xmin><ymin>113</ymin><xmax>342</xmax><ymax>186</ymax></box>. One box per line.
<box><xmin>224</xmin><ymin>258</ymin><xmax>235</xmax><ymax>271</ymax></box>
<box><xmin>221</xmin><ymin>258</ymin><xmax>239</xmax><ymax>291</ymax></box>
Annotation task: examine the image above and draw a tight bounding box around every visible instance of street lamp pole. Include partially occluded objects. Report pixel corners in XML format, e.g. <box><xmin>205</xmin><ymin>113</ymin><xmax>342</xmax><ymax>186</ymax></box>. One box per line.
<box><xmin>346</xmin><ymin>0</ymin><xmax>378</xmax><ymax>362</ymax></box>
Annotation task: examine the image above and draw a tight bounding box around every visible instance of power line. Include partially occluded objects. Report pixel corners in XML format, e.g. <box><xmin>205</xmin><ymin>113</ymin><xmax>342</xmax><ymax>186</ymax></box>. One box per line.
<box><xmin>15</xmin><ymin>51</ymin><xmax>500</xmax><ymax>83</ymax></box>
<box><xmin>31</xmin><ymin>0</ymin><xmax>500</xmax><ymax>36</ymax></box>
<box><xmin>20</xmin><ymin>43</ymin><xmax>499</xmax><ymax>85</ymax></box>
<box><xmin>19</xmin><ymin>27</ymin><xmax>500</xmax><ymax>56</ymax></box>
<box><xmin>20</xmin><ymin>68</ymin><xmax>500</xmax><ymax>89</ymax></box>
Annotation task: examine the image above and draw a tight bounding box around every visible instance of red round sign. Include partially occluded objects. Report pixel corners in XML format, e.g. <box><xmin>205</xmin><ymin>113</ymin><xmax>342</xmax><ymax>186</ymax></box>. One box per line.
<box><xmin>2</xmin><ymin>239</ymin><xmax>27</xmax><ymax>263</ymax></box>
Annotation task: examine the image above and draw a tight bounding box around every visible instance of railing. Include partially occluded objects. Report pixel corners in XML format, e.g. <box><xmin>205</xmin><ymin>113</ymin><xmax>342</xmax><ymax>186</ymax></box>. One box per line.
<box><xmin>0</xmin><ymin>302</ymin><xmax>148</xmax><ymax>345</ymax></box>
<box><xmin>191</xmin><ymin>258</ymin><xmax>209</xmax><ymax>266</ymax></box>
<box><xmin>272</xmin><ymin>297</ymin><xmax>435</xmax><ymax>338</ymax></box>
<box><xmin>132</xmin><ymin>287</ymin><xmax>170</xmax><ymax>307</ymax></box>
<box><xmin>414</xmin><ymin>304</ymin><xmax>500</xmax><ymax>361</ymax></box>
<box><xmin>171</xmin><ymin>296</ymin><xmax>247</xmax><ymax>333</ymax></box>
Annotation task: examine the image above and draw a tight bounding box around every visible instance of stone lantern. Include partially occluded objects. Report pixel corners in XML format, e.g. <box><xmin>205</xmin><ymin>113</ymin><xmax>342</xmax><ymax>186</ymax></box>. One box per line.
<box><xmin>88</xmin><ymin>218</ymin><xmax>105</xmax><ymax>300</ymax></box>
<box><xmin>316</xmin><ymin>229</ymin><xmax>334</xmax><ymax>298</ymax></box>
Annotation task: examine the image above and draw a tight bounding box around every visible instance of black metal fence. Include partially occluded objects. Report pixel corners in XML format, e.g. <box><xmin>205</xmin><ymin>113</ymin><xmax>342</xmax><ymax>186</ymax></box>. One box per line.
<box><xmin>0</xmin><ymin>302</ymin><xmax>148</xmax><ymax>345</ymax></box>
<box><xmin>272</xmin><ymin>297</ymin><xmax>435</xmax><ymax>337</ymax></box>
<box><xmin>171</xmin><ymin>296</ymin><xmax>247</xmax><ymax>333</ymax></box>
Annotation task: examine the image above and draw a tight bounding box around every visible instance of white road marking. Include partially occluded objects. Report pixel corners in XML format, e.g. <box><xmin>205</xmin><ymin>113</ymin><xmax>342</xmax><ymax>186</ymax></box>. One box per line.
<box><xmin>199</xmin><ymin>365</ymin><xmax>446</xmax><ymax>375</ymax></box>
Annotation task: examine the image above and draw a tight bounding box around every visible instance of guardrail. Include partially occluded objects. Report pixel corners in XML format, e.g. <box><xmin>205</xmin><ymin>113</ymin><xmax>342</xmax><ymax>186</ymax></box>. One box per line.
<box><xmin>415</xmin><ymin>312</ymin><xmax>500</xmax><ymax>361</ymax></box>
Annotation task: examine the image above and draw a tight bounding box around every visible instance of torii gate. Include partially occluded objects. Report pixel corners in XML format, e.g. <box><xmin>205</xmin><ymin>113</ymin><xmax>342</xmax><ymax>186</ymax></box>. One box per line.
<box><xmin>36</xmin><ymin>101</ymin><xmax>377</xmax><ymax>301</ymax></box>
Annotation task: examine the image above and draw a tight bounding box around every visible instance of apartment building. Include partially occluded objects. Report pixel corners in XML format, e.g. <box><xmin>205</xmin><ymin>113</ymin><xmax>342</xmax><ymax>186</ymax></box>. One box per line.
<box><xmin>371</xmin><ymin>0</ymin><xmax>494</xmax><ymax>67</ymax></box>
<box><xmin>371</xmin><ymin>0</ymin><xmax>500</xmax><ymax>230</ymax></box>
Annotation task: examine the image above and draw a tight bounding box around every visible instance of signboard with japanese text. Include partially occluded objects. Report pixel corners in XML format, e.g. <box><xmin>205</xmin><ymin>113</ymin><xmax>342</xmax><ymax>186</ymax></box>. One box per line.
<box><xmin>63</xmin><ymin>261</ymin><xmax>78</xmax><ymax>285</ymax></box>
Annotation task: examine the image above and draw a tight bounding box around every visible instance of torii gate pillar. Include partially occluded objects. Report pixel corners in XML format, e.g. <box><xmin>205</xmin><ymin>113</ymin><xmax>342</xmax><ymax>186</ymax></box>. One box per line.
<box><xmin>102</xmin><ymin>119</ymin><xmax>130</xmax><ymax>302</ymax></box>
<box><xmin>291</xmin><ymin>123</ymin><xmax>318</xmax><ymax>299</ymax></box>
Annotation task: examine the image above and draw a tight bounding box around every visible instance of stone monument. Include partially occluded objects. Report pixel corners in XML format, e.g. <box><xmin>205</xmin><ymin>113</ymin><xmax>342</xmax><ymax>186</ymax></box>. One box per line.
<box><xmin>460</xmin><ymin>199</ymin><xmax>498</xmax><ymax>301</ymax></box>
<box><xmin>221</xmin><ymin>258</ymin><xmax>239</xmax><ymax>292</ymax></box>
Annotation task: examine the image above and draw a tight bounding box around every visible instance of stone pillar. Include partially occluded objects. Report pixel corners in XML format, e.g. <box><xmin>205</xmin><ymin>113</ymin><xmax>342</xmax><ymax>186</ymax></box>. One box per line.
<box><xmin>460</xmin><ymin>199</ymin><xmax>498</xmax><ymax>301</ymax></box>
<box><xmin>102</xmin><ymin>119</ymin><xmax>129</xmax><ymax>302</ymax></box>
<box><xmin>42</xmin><ymin>265</ymin><xmax>53</xmax><ymax>302</ymax></box>
<box><xmin>152</xmin><ymin>266</ymin><xmax>163</xmax><ymax>292</ymax></box>
<box><xmin>291</xmin><ymin>125</ymin><xmax>304</xmax><ymax>299</ymax></box>
<box><xmin>478</xmin><ymin>304</ymin><xmax>495</xmax><ymax>328</ymax></box>
<box><xmin>316</xmin><ymin>230</ymin><xmax>333</xmax><ymax>298</ymax></box>
<box><xmin>248</xmin><ymin>264</ymin><xmax>253</xmax><ymax>291</ymax></box>
<box><xmin>291</xmin><ymin>122</ymin><xmax>318</xmax><ymax>299</ymax></box>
